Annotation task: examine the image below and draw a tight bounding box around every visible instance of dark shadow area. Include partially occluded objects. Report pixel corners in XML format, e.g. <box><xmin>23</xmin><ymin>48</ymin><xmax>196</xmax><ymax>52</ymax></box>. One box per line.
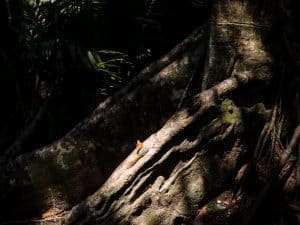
<box><xmin>0</xmin><ymin>0</ymin><xmax>210</xmax><ymax>157</ymax></box>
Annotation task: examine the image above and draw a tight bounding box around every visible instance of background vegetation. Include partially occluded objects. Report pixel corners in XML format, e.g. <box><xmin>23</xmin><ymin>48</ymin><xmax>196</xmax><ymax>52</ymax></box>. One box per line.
<box><xmin>0</xmin><ymin>0</ymin><xmax>208</xmax><ymax>154</ymax></box>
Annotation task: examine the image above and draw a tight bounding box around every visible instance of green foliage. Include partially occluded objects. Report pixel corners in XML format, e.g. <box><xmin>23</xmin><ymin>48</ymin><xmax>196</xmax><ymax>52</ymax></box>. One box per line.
<box><xmin>15</xmin><ymin>0</ymin><xmax>165</xmax><ymax>96</ymax></box>
<box><xmin>22</xmin><ymin>0</ymin><xmax>123</xmax><ymax>77</ymax></box>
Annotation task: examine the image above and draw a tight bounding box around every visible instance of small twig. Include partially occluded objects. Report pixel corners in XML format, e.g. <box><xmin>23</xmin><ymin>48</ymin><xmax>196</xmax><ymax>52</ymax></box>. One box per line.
<box><xmin>253</xmin><ymin>122</ymin><xmax>270</xmax><ymax>160</ymax></box>
<box><xmin>176</xmin><ymin>72</ymin><xmax>195</xmax><ymax>111</ymax></box>
<box><xmin>268</xmin><ymin>99</ymin><xmax>283</xmax><ymax>164</ymax></box>
<box><xmin>255</xmin><ymin>103</ymin><xmax>277</xmax><ymax>161</ymax></box>
<box><xmin>227</xmin><ymin>52</ymin><xmax>239</xmax><ymax>78</ymax></box>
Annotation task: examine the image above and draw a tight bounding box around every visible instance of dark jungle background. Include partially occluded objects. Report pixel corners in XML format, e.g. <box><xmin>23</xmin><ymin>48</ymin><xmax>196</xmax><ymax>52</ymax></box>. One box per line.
<box><xmin>0</xmin><ymin>0</ymin><xmax>210</xmax><ymax>154</ymax></box>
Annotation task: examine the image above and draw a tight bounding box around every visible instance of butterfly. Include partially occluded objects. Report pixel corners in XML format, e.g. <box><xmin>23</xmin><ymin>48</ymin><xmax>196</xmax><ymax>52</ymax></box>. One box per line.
<box><xmin>41</xmin><ymin>208</ymin><xmax>61</xmax><ymax>219</ymax></box>
<box><xmin>136</xmin><ymin>140</ymin><xmax>143</xmax><ymax>154</ymax></box>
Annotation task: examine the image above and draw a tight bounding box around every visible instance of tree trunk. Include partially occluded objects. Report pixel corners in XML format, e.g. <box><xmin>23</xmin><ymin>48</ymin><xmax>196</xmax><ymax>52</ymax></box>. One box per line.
<box><xmin>1</xmin><ymin>0</ymin><xmax>299</xmax><ymax>225</ymax></box>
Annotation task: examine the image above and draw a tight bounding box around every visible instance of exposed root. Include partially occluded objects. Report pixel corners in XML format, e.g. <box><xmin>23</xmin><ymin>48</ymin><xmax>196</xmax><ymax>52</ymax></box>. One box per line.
<box><xmin>194</xmin><ymin>138</ymin><xmax>297</xmax><ymax>225</ymax></box>
<box><xmin>159</xmin><ymin>152</ymin><xmax>199</xmax><ymax>193</ymax></box>
<box><xmin>61</xmin><ymin>66</ymin><xmax>271</xmax><ymax>225</ymax></box>
<box><xmin>0</xmin><ymin>211</ymin><xmax>68</xmax><ymax>225</ymax></box>
<box><xmin>255</xmin><ymin>103</ymin><xmax>278</xmax><ymax>161</ymax></box>
<box><xmin>281</xmin><ymin>125</ymin><xmax>300</xmax><ymax>166</ymax></box>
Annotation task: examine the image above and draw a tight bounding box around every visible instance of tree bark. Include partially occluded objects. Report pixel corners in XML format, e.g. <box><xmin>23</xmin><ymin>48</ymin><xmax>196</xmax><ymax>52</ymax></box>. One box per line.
<box><xmin>1</xmin><ymin>0</ymin><xmax>298</xmax><ymax>225</ymax></box>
